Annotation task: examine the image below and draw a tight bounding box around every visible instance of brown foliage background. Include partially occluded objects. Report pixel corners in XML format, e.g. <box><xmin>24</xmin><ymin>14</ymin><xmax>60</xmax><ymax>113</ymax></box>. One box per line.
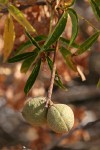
<box><xmin>0</xmin><ymin>0</ymin><xmax>100</xmax><ymax>149</ymax></box>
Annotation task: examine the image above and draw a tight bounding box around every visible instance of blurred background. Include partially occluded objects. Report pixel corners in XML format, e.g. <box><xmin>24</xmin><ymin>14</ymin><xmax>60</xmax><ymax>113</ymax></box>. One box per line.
<box><xmin>0</xmin><ymin>0</ymin><xmax>100</xmax><ymax>149</ymax></box>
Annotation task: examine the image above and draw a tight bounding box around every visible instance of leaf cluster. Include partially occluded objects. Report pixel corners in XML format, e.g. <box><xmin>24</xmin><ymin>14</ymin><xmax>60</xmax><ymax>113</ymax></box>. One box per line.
<box><xmin>0</xmin><ymin>0</ymin><xmax>100</xmax><ymax>93</ymax></box>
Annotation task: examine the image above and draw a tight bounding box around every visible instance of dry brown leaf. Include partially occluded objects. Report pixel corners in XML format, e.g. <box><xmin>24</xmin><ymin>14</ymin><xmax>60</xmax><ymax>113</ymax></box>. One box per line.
<box><xmin>3</xmin><ymin>14</ymin><xmax>15</xmax><ymax>62</ymax></box>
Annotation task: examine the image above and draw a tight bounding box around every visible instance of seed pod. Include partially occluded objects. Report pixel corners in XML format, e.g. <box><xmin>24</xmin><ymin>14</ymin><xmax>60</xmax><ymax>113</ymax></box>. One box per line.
<box><xmin>47</xmin><ymin>104</ymin><xmax>74</xmax><ymax>133</ymax></box>
<box><xmin>22</xmin><ymin>97</ymin><xmax>47</xmax><ymax>126</ymax></box>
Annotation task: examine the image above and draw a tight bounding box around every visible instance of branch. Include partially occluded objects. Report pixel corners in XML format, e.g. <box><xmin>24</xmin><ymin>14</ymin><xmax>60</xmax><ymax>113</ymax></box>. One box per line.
<box><xmin>0</xmin><ymin>1</ymin><xmax>46</xmax><ymax>14</ymax></box>
<box><xmin>44</xmin><ymin>119</ymin><xmax>100</xmax><ymax>150</ymax></box>
<box><xmin>46</xmin><ymin>42</ymin><xmax>59</xmax><ymax>107</ymax></box>
<box><xmin>52</xmin><ymin>86</ymin><xmax>100</xmax><ymax>104</ymax></box>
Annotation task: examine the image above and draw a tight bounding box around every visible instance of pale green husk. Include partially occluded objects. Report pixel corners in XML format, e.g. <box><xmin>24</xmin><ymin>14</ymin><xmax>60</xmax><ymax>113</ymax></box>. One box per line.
<box><xmin>22</xmin><ymin>97</ymin><xmax>48</xmax><ymax>126</ymax></box>
<box><xmin>47</xmin><ymin>104</ymin><xmax>74</xmax><ymax>133</ymax></box>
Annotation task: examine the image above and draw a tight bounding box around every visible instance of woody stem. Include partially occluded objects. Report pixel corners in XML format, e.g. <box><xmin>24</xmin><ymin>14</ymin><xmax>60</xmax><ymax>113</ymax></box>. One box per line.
<box><xmin>45</xmin><ymin>41</ymin><xmax>59</xmax><ymax>107</ymax></box>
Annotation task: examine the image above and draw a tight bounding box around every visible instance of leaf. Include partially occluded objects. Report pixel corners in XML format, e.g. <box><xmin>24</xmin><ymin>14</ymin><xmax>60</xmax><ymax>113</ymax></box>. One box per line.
<box><xmin>24</xmin><ymin>59</ymin><xmax>41</xmax><ymax>94</ymax></box>
<box><xmin>42</xmin><ymin>11</ymin><xmax>68</xmax><ymax>51</ymax></box>
<box><xmin>25</xmin><ymin>31</ymin><xmax>41</xmax><ymax>50</ymax></box>
<box><xmin>3</xmin><ymin>14</ymin><xmax>15</xmax><ymax>62</ymax></box>
<box><xmin>8</xmin><ymin>51</ymin><xmax>36</xmax><ymax>63</ymax></box>
<box><xmin>20</xmin><ymin>53</ymin><xmax>37</xmax><ymax>73</ymax></box>
<box><xmin>77</xmin><ymin>32</ymin><xmax>100</xmax><ymax>55</ymax></box>
<box><xmin>60</xmin><ymin>48</ymin><xmax>77</xmax><ymax>71</ymax></box>
<box><xmin>0</xmin><ymin>0</ymin><xmax>8</xmax><ymax>4</ymax></box>
<box><xmin>97</xmin><ymin>79</ymin><xmax>100</xmax><ymax>88</ymax></box>
<box><xmin>95</xmin><ymin>0</ymin><xmax>100</xmax><ymax>7</ymax></box>
<box><xmin>46</xmin><ymin>48</ymin><xmax>55</xmax><ymax>52</ymax></box>
<box><xmin>89</xmin><ymin>0</ymin><xmax>100</xmax><ymax>21</ymax></box>
<box><xmin>15</xmin><ymin>41</ymin><xmax>32</xmax><ymax>55</ymax></box>
<box><xmin>8</xmin><ymin>4</ymin><xmax>36</xmax><ymax>33</ymax></box>
<box><xmin>15</xmin><ymin>35</ymin><xmax>47</xmax><ymax>55</ymax></box>
<box><xmin>60</xmin><ymin>37</ymin><xmax>79</xmax><ymax>48</ymax></box>
<box><xmin>65</xmin><ymin>56</ymin><xmax>77</xmax><ymax>71</ymax></box>
<box><xmin>47</xmin><ymin>56</ymin><xmax>66</xmax><ymax>89</ymax></box>
<box><xmin>67</xmin><ymin>8</ymin><xmax>78</xmax><ymax>47</ymax></box>
<box><xmin>60</xmin><ymin>46</ymin><xmax>72</xmax><ymax>56</ymax></box>
<box><xmin>34</xmin><ymin>35</ymin><xmax>47</xmax><ymax>41</ymax></box>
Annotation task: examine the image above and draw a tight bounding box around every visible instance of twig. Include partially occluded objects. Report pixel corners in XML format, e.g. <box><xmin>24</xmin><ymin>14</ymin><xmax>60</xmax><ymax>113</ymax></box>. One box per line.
<box><xmin>53</xmin><ymin>86</ymin><xmax>100</xmax><ymax>104</ymax></box>
<box><xmin>45</xmin><ymin>42</ymin><xmax>59</xmax><ymax>107</ymax></box>
<box><xmin>0</xmin><ymin>2</ymin><xmax>46</xmax><ymax>14</ymax></box>
<box><xmin>44</xmin><ymin>119</ymin><xmax>100</xmax><ymax>150</ymax></box>
<box><xmin>76</xmin><ymin>65</ymin><xmax>86</xmax><ymax>81</ymax></box>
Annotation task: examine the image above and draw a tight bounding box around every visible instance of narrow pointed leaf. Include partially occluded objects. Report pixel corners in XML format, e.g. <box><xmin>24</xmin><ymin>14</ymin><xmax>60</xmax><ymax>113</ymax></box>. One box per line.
<box><xmin>60</xmin><ymin>37</ymin><xmax>79</xmax><ymax>48</ymax></box>
<box><xmin>47</xmin><ymin>56</ymin><xmax>66</xmax><ymax>89</ymax></box>
<box><xmin>0</xmin><ymin>0</ymin><xmax>8</xmax><ymax>4</ymax></box>
<box><xmin>89</xmin><ymin>0</ymin><xmax>100</xmax><ymax>21</ymax></box>
<box><xmin>15</xmin><ymin>41</ymin><xmax>32</xmax><ymax>55</ymax></box>
<box><xmin>24</xmin><ymin>59</ymin><xmax>41</xmax><ymax>94</ymax></box>
<box><xmin>67</xmin><ymin>8</ymin><xmax>78</xmax><ymax>47</ymax></box>
<box><xmin>34</xmin><ymin>35</ymin><xmax>47</xmax><ymax>41</ymax></box>
<box><xmin>3</xmin><ymin>14</ymin><xmax>15</xmax><ymax>61</ymax></box>
<box><xmin>8</xmin><ymin>4</ymin><xmax>36</xmax><ymax>33</ymax></box>
<box><xmin>65</xmin><ymin>56</ymin><xmax>77</xmax><ymax>71</ymax></box>
<box><xmin>60</xmin><ymin>48</ymin><xmax>77</xmax><ymax>71</ymax></box>
<box><xmin>15</xmin><ymin>35</ymin><xmax>47</xmax><ymax>55</ymax></box>
<box><xmin>25</xmin><ymin>31</ymin><xmax>41</xmax><ymax>50</ymax></box>
<box><xmin>42</xmin><ymin>11</ymin><xmax>68</xmax><ymax>51</ymax></box>
<box><xmin>97</xmin><ymin>79</ymin><xmax>100</xmax><ymax>88</ymax></box>
<box><xmin>95</xmin><ymin>0</ymin><xmax>100</xmax><ymax>6</ymax></box>
<box><xmin>20</xmin><ymin>54</ymin><xmax>37</xmax><ymax>73</ymax></box>
<box><xmin>60</xmin><ymin>46</ymin><xmax>72</xmax><ymax>56</ymax></box>
<box><xmin>77</xmin><ymin>32</ymin><xmax>100</xmax><ymax>55</ymax></box>
<box><xmin>8</xmin><ymin>51</ymin><xmax>35</xmax><ymax>63</ymax></box>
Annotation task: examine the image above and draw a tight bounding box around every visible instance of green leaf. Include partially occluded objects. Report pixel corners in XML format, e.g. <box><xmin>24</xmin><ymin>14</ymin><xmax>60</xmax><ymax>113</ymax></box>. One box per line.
<box><xmin>24</xmin><ymin>59</ymin><xmax>41</xmax><ymax>94</ymax></box>
<box><xmin>89</xmin><ymin>0</ymin><xmax>100</xmax><ymax>21</ymax></box>
<box><xmin>42</xmin><ymin>11</ymin><xmax>68</xmax><ymax>51</ymax></box>
<box><xmin>15</xmin><ymin>35</ymin><xmax>47</xmax><ymax>55</ymax></box>
<box><xmin>67</xmin><ymin>8</ymin><xmax>78</xmax><ymax>47</ymax></box>
<box><xmin>47</xmin><ymin>56</ymin><xmax>66</xmax><ymax>89</ymax></box>
<box><xmin>20</xmin><ymin>53</ymin><xmax>37</xmax><ymax>73</ymax></box>
<box><xmin>8</xmin><ymin>4</ymin><xmax>36</xmax><ymax>33</ymax></box>
<box><xmin>95</xmin><ymin>0</ymin><xmax>100</xmax><ymax>6</ymax></box>
<box><xmin>60</xmin><ymin>37</ymin><xmax>79</xmax><ymax>48</ymax></box>
<box><xmin>25</xmin><ymin>31</ymin><xmax>41</xmax><ymax>50</ymax></box>
<box><xmin>95</xmin><ymin>0</ymin><xmax>100</xmax><ymax>7</ymax></box>
<box><xmin>0</xmin><ymin>0</ymin><xmax>8</xmax><ymax>4</ymax></box>
<box><xmin>60</xmin><ymin>48</ymin><xmax>77</xmax><ymax>71</ymax></box>
<box><xmin>34</xmin><ymin>35</ymin><xmax>47</xmax><ymax>41</ymax></box>
<box><xmin>15</xmin><ymin>41</ymin><xmax>32</xmax><ymax>55</ymax></box>
<box><xmin>77</xmin><ymin>32</ymin><xmax>100</xmax><ymax>55</ymax></box>
<box><xmin>8</xmin><ymin>51</ymin><xmax>36</xmax><ymax>63</ymax></box>
<box><xmin>97</xmin><ymin>79</ymin><xmax>100</xmax><ymax>88</ymax></box>
<box><xmin>60</xmin><ymin>46</ymin><xmax>72</xmax><ymax>56</ymax></box>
